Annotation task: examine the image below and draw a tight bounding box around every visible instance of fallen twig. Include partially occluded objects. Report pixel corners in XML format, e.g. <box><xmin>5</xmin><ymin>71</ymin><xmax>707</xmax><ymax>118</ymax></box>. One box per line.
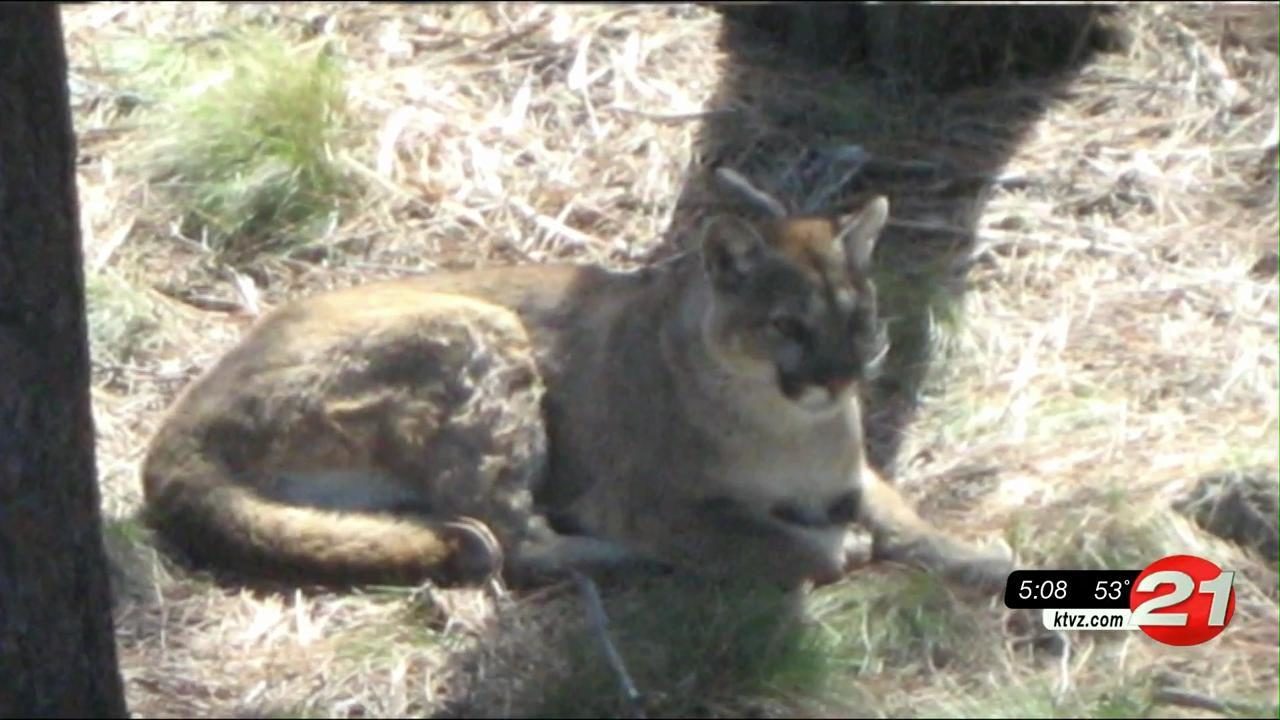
<box><xmin>1151</xmin><ymin>687</ymin><xmax>1232</xmax><ymax>715</ymax></box>
<box><xmin>507</xmin><ymin>196</ymin><xmax>603</xmax><ymax>250</ymax></box>
<box><xmin>604</xmin><ymin>105</ymin><xmax>737</xmax><ymax>124</ymax></box>
<box><xmin>572</xmin><ymin>570</ymin><xmax>646</xmax><ymax>720</ymax></box>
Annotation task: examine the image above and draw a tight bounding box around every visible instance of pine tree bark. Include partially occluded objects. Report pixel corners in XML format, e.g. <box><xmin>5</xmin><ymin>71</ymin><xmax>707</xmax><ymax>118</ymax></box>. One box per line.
<box><xmin>0</xmin><ymin>4</ymin><xmax>129</xmax><ymax>717</ymax></box>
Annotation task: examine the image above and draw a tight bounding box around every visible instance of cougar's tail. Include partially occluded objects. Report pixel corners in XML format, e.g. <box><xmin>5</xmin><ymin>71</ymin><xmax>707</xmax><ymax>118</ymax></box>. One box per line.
<box><xmin>142</xmin><ymin>466</ymin><xmax>502</xmax><ymax>588</ymax></box>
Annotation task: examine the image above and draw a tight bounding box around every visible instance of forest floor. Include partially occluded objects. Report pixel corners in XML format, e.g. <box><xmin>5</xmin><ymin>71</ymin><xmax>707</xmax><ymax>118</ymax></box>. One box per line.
<box><xmin>62</xmin><ymin>3</ymin><xmax>1278</xmax><ymax>718</ymax></box>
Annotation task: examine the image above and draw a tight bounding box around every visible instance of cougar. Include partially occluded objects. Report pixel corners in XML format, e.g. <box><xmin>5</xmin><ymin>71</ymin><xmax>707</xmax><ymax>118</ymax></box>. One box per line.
<box><xmin>140</xmin><ymin>168</ymin><xmax>1013</xmax><ymax>593</ymax></box>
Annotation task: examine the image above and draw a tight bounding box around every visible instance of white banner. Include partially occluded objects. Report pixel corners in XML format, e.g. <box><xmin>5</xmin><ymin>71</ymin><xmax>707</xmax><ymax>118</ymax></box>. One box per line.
<box><xmin>1042</xmin><ymin>608</ymin><xmax>1138</xmax><ymax>631</ymax></box>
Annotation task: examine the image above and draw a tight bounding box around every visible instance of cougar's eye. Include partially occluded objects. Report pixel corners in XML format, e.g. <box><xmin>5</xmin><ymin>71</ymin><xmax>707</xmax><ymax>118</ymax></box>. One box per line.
<box><xmin>827</xmin><ymin>491</ymin><xmax>860</xmax><ymax>525</ymax></box>
<box><xmin>770</xmin><ymin>315</ymin><xmax>807</xmax><ymax>342</ymax></box>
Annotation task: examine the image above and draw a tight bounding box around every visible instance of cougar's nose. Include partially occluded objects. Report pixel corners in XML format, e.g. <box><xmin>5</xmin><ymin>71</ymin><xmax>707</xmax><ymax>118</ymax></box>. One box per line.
<box><xmin>825</xmin><ymin>375</ymin><xmax>855</xmax><ymax>397</ymax></box>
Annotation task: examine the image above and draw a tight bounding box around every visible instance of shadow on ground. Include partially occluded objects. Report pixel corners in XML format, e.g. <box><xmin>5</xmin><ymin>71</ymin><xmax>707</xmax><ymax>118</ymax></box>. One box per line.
<box><xmin>435</xmin><ymin>5</ymin><xmax>1130</xmax><ymax>718</ymax></box>
<box><xmin>661</xmin><ymin>3</ymin><xmax>1128</xmax><ymax>475</ymax></box>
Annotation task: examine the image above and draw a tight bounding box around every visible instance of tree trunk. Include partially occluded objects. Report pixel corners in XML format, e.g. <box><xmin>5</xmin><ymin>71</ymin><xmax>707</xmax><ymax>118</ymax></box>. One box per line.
<box><xmin>0</xmin><ymin>4</ymin><xmax>129</xmax><ymax>717</ymax></box>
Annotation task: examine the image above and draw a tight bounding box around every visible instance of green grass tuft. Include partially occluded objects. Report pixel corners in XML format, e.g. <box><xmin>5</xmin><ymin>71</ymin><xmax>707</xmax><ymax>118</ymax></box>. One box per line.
<box><xmin>103</xmin><ymin>515</ymin><xmax>151</xmax><ymax>548</ymax></box>
<box><xmin>122</xmin><ymin>29</ymin><xmax>359</xmax><ymax>262</ymax></box>
<box><xmin>85</xmin><ymin>270</ymin><xmax>167</xmax><ymax>368</ymax></box>
<box><xmin>534</xmin><ymin>579</ymin><xmax>824</xmax><ymax>718</ymax></box>
<box><xmin>532</xmin><ymin>570</ymin><xmax>996</xmax><ymax>718</ymax></box>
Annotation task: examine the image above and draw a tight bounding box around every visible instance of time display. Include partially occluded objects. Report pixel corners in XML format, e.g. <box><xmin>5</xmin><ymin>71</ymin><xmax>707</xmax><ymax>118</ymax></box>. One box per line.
<box><xmin>1003</xmin><ymin>569</ymin><xmax>1142</xmax><ymax>609</ymax></box>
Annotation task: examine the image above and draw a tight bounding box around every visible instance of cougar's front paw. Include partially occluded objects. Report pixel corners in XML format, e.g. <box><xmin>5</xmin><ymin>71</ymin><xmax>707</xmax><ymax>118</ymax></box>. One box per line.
<box><xmin>874</xmin><ymin>533</ymin><xmax>1015</xmax><ymax>594</ymax></box>
<box><xmin>791</xmin><ymin>525</ymin><xmax>858</xmax><ymax>588</ymax></box>
<box><xmin>939</xmin><ymin>537</ymin><xmax>1015</xmax><ymax>594</ymax></box>
<box><xmin>443</xmin><ymin>517</ymin><xmax>505</xmax><ymax>586</ymax></box>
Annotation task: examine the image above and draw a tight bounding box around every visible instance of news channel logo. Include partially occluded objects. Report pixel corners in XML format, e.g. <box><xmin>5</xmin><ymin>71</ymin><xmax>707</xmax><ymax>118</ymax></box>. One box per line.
<box><xmin>1003</xmin><ymin>554</ymin><xmax>1238</xmax><ymax>646</ymax></box>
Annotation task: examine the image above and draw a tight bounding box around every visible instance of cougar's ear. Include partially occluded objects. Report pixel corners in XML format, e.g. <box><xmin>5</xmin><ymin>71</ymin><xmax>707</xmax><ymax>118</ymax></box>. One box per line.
<box><xmin>700</xmin><ymin>215</ymin><xmax>769</xmax><ymax>292</ymax></box>
<box><xmin>834</xmin><ymin>195</ymin><xmax>889</xmax><ymax>275</ymax></box>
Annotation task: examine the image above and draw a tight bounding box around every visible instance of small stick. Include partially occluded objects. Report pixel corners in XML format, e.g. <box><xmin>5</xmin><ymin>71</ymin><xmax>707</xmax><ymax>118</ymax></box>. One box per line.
<box><xmin>571</xmin><ymin>570</ymin><xmax>645</xmax><ymax>719</ymax></box>
<box><xmin>714</xmin><ymin>167</ymin><xmax>788</xmax><ymax>219</ymax></box>
<box><xmin>1052</xmin><ymin>630</ymin><xmax>1073</xmax><ymax>704</ymax></box>
<box><xmin>605</xmin><ymin>105</ymin><xmax>737</xmax><ymax>124</ymax></box>
<box><xmin>1151</xmin><ymin>688</ymin><xmax>1233</xmax><ymax>715</ymax></box>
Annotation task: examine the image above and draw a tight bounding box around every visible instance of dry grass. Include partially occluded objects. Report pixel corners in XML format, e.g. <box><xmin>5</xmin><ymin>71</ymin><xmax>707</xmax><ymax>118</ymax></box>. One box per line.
<box><xmin>61</xmin><ymin>2</ymin><xmax>1278</xmax><ymax>718</ymax></box>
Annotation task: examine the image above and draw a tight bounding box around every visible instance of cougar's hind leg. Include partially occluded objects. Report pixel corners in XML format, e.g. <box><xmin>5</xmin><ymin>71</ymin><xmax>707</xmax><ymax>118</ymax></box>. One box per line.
<box><xmin>433</xmin><ymin>516</ymin><xmax>505</xmax><ymax>585</ymax></box>
<box><xmin>324</xmin><ymin>295</ymin><xmax>566</xmax><ymax>587</ymax></box>
<box><xmin>144</xmin><ymin>291</ymin><xmax>566</xmax><ymax>589</ymax></box>
<box><xmin>239</xmin><ymin>294</ymin><xmax>644</xmax><ymax>589</ymax></box>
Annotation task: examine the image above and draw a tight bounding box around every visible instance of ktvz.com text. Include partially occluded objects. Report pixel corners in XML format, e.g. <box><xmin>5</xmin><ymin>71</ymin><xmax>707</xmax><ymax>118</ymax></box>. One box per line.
<box><xmin>1042</xmin><ymin>608</ymin><xmax>1135</xmax><ymax>631</ymax></box>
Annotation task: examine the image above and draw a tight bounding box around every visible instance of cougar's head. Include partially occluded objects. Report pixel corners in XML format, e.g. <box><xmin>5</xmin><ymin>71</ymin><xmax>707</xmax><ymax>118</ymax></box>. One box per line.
<box><xmin>698</xmin><ymin>168</ymin><xmax>890</xmax><ymax>413</ymax></box>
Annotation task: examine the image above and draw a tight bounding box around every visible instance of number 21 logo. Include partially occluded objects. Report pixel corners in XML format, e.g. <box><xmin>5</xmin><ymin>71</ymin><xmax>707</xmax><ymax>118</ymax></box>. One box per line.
<box><xmin>1129</xmin><ymin>554</ymin><xmax>1237</xmax><ymax>646</ymax></box>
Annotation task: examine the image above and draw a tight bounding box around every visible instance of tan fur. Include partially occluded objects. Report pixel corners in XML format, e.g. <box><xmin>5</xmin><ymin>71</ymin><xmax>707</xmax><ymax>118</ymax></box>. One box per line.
<box><xmin>140</xmin><ymin>172</ymin><xmax>1012</xmax><ymax>592</ymax></box>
